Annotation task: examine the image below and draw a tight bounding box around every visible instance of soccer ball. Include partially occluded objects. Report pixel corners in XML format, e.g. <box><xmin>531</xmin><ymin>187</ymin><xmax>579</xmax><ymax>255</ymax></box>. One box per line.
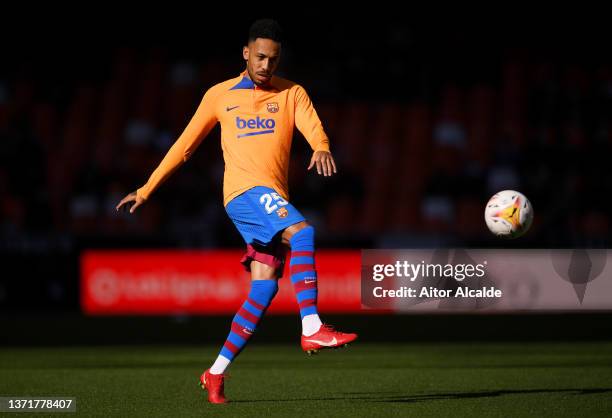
<box><xmin>484</xmin><ymin>190</ymin><xmax>533</xmax><ymax>238</ymax></box>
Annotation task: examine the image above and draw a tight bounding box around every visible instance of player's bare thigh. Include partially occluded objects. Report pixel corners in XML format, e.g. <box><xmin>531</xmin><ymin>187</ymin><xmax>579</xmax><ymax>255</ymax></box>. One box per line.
<box><xmin>281</xmin><ymin>221</ymin><xmax>310</xmax><ymax>246</ymax></box>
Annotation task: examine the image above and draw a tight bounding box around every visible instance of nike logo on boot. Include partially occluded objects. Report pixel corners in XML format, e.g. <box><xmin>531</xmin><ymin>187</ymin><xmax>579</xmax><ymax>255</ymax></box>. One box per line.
<box><xmin>304</xmin><ymin>337</ymin><xmax>337</xmax><ymax>346</ymax></box>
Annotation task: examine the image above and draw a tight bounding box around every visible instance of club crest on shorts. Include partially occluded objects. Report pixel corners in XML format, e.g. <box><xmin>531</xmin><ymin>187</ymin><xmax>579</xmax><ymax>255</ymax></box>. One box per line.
<box><xmin>267</xmin><ymin>102</ymin><xmax>279</xmax><ymax>113</ymax></box>
<box><xmin>276</xmin><ymin>207</ymin><xmax>288</xmax><ymax>218</ymax></box>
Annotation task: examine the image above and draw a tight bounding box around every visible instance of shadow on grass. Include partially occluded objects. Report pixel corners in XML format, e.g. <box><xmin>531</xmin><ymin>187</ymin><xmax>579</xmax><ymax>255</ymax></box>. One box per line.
<box><xmin>231</xmin><ymin>388</ymin><xmax>612</xmax><ymax>403</ymax></box>
<box><xmin>374</xmin><ymin>388</ymin><xmax>612</xmax><ymax>403</ymax></box>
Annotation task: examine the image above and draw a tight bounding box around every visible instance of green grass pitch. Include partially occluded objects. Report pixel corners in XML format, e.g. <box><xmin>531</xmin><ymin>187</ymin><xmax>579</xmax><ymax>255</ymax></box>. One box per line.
<box><xmin>1</xmin><ymin>342</ymin><xmax>611</xmax><ymax>417</ymax></box>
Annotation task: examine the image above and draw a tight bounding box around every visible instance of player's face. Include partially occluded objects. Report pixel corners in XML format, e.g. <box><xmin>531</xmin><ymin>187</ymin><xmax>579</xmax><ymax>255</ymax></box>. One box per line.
<box><xmin>243</xmin><ymin>38</ymin><xmax>281</xmax><ymax>87</ymax></box>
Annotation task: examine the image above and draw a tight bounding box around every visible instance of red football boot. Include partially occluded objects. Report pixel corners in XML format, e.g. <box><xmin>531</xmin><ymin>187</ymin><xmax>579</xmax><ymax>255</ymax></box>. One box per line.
<box><xmin>301</xmin><ymin>324</ymin><xmax>358</xmax><ymax>355</ymax></box>
<box><xmin>199</xmin><ymin>369</ymin><xmax>228</xmax><ymax>404</ymax></box>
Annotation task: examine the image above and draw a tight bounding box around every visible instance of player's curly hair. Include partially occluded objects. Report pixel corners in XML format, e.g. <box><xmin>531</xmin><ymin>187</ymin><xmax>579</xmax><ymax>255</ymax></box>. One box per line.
<box><xmin>248</xmin><ymin>19</ymin><xmax>283</xmax><ymax>43</ymax></box>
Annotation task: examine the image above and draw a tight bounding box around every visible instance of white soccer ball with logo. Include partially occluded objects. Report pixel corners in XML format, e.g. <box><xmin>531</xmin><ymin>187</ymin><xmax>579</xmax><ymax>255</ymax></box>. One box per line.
<box><xmin>484</xmin><ymin>190</ymin><xmax>533</xmax><ymax>238</ymax></box>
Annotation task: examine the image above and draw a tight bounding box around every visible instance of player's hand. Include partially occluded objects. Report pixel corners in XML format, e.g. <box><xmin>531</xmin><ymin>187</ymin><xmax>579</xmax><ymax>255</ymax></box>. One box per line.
<box><xmin>115</xmin><ymin>191</ymin><xmax>145</xmax><ymax>214</ymax></box>
<box><xmin>308</xmin><ymin>151</ymin><xmax>337</xmax><ymax>177</ymax></box>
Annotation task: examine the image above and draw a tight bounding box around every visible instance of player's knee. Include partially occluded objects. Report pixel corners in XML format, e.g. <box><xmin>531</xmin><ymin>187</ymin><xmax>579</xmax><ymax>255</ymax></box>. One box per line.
<box><xmin>250</xmin><ymin>260</ymin><xmax>278</xmax><ymax>279</ymax></box>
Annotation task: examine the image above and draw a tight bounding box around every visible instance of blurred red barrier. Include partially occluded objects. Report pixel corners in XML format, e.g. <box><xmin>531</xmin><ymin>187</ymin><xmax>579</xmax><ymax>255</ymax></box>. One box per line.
<box><xmin>81</xmin><ymin>250</ymin><xmax>361</xmax><ymax>315</ymax></box>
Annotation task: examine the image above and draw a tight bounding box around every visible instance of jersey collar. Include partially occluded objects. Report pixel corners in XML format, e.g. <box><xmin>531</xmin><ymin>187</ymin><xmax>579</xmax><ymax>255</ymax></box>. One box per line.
<box><xmin>230</xmin><ymin>70</ymin><xmax>278</xmax><ymax>91</ymax></box>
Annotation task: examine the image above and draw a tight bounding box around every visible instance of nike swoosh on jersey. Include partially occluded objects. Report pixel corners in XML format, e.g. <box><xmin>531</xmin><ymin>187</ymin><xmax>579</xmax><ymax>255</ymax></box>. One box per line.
<box><xmin>304</xmin><ymin>337</ymin><xmax>337</xmax><ymax>346</ymax></box>
<box><xmin>304</xmin><ymin>279</ymin><xmax>316</xmax><ymax>284</ymax></box>
<box><xmin>226</xmin><ymin>105</ymin><xmax>240</xmax><ymax>112</ymax></box>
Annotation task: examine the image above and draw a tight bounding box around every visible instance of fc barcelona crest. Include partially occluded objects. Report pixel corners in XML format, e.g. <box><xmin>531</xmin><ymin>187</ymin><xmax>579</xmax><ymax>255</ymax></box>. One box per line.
<box><xmin>276</xmin><ymin>207</ymin><xmax>288</xmax><ymax>218</ymax></box>
<box><xmin>267</xmin><ymin>102</ymin><xmax>279</xmax><ymax>113</ymax></box>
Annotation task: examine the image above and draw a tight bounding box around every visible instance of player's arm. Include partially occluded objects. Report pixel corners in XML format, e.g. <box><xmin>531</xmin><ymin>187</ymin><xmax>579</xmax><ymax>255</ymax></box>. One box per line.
<box><xmin>294</xmin><ymin>85</ymin><xmax>337</xmax><ymax>177</ymax></box>
<box><xmin>116</xmin><ymin>88</ymin><xmax>219</xmax><ymax>214</ymax></box>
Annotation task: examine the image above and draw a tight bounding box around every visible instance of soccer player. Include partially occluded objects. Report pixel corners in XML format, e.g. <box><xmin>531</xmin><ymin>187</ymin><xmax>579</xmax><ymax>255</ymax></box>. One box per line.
<box><xmin>115</xmin><ymin>19</ymin><xmax>357</xmax><ymax>404</ymax></box>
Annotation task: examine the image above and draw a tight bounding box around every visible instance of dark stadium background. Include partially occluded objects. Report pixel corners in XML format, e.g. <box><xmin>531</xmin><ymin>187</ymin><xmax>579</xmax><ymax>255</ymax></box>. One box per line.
<box><xmin>1</xmin><ymin>13</ymin><xmax>611</xmax><ymax>343</ymax></box>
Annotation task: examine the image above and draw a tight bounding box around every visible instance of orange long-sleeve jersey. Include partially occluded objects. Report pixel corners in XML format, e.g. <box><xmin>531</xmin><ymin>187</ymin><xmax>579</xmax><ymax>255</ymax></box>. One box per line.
<box><xmin>136</xmin><ymin>71</ymin><xmax>330</xmax><ymax>206</ymax></box>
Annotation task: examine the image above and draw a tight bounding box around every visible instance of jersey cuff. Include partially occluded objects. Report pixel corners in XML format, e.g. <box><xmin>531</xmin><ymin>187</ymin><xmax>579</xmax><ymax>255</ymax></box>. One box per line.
<box><xmin>314</xmin><ymin>142</ymin><xmax>330</xmax><ymax>152</ymax></box>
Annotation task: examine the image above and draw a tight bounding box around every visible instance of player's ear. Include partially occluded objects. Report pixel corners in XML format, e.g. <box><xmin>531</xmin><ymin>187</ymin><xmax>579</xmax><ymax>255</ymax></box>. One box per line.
<box><xmin>243</xmin><ymin>46</ymin><xmax>249</xmax><ymax>61</ymax></box>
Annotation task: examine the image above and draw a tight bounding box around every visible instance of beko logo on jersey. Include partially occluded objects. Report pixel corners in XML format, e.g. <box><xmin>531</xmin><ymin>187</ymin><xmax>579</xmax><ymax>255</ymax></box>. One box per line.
<box><xmin>236</xmin><ymin>116</ymin><xmax>276</xmax><ymax>129</ymax></box>
<box><xmin>235</xmin><ymin>116</ymin><xmax>276</xmax><ymax>138</ymax></box>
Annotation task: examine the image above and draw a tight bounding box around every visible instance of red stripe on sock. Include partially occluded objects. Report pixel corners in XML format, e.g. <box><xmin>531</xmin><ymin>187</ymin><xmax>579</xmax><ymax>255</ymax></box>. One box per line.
<box><xmin>231</xmin><ymin>322</ymin><xmax>254</xmax><ymax>339</ymax></box>
<box><xmin>290</xmin><ymin>264</ymin><xmax>315</xmax><ymax>275</ymax></box>
<box><xmin>223</xmin><ymin>340</ymin><xmax>239</xmax><ymax>354</ymax></box>
<box><xmin>246</xmin><ymin>298</ymin><xmax>265</xmax><ymax>311</ymax></box>
<box><xmin>299</xmin><ymin>298</ymin><xmax>316</xmax><ymax>309</ymax></box>
<box><xmin>294</xmin><ymin>279</ymin><xmax>317</xmax><ymax>293</ymax></box>
<box><xmin>230</xmin><ymin>321</ymin><xmax>243</xmax><ymax>334</ymax></box>
<box><xmin>291</xmin><ymin>251</ymin><xmax>314</xmax><ymax>258</ymax></box>
<box><xmin>237</xmin><ymin>307</ymin><xmax>259</xmax><ymax>325</ymax></box>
